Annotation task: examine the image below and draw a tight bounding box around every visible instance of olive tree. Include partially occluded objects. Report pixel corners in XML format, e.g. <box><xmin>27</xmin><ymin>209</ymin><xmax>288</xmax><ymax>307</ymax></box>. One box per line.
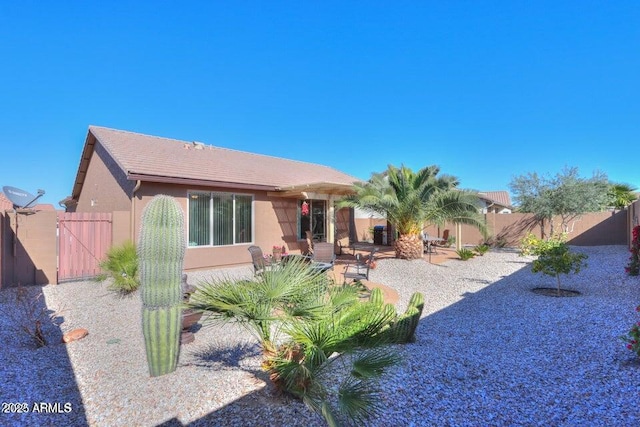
<box><xmin>509</xmin><ymin>167</ymin><xmax>609</xmax><ymax>237</ymax></box>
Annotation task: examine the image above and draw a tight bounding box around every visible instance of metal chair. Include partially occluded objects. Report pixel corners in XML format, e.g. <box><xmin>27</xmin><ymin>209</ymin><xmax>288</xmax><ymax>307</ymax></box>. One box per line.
<box><xmin>311</xmin><ymin>242</ymin><xmax>335</xmax><ymax>263</ymax></box>
<box><xmin>434</xmin><ymin>229</ymin><xmax>450</xmax><ymax>247</ymax></box>
<box><xmin>311</xmin><ymin>242</ymin><xmax>336</xmax><ymax>270</ymax></box>
<box><xmin>343</xmin><ymin>248</ymin><xmax>377</xmax><ymax>282</ymax></box>
<box><xmin>247</xmin><ymin>245</ymin><xmax>273</xmax><ymax>276</ymax></box>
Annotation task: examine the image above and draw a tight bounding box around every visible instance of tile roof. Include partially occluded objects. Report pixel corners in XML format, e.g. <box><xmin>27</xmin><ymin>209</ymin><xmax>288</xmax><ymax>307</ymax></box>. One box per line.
<box><xmin>87</xmin><ymin>126</ymin><xmax>359</xmax><ymax>192</ymax></box>
<box><xmin>478</xmin><ymin>191</ymin><xmax>512</xmax><ymax>207</ymax></box>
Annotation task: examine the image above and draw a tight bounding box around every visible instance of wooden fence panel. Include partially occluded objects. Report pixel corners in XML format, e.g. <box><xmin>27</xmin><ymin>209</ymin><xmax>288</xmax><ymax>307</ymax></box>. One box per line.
<box><xmin>58</xmin><ymin>212</ymin><xmax>112</xmax><ymax>282</ymax></box>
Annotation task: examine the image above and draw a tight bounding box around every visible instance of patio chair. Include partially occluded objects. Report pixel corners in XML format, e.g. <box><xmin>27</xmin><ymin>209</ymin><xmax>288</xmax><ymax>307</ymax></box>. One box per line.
<box><xmin>247</xmin><ymin>245</ymin><xmax>273</xmax><ymax>276</ymax></box>
<box><xmin>304</xmin><ymin>230</ymin><xmax>314</xmax><ymax>256</ymax></box>
<box><xmin>433</xmin><ymin>229</ymin><xmax>450</xmax><ymax>247</ymax></box>
<box><xmin>311</xmin><ymin>242</ymin><xmax>336</xmax><ymax>270</ymax></box>
<box><xmin>343</xmin><ymin>248</ymin><xmax>378</xmax><ymax>283</ymax></box>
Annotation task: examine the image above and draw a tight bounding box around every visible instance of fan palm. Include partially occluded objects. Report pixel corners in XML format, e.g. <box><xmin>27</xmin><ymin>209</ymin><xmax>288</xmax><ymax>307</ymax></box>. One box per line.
<box><xmin>607</xmin><ymin>182</ymin><xmax>637</xmax><ymax>209</ymax></box>
<box><xmin>187</xmin><ymin>257</ymin><xmax>400</xmax><ymax>425</ymax></box>
<box><xmin>340</xmin><ymin>164</ymin><xmax>487</xmax><ymax>259</ymax></box>
<box><xmin>188</xmin><ymin>256</ymin><xmax>329</xmax><ymax>352</ymax></box>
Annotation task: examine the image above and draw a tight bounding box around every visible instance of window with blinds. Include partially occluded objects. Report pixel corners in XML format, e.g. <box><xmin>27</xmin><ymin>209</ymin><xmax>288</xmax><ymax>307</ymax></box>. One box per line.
<box><xmin>188</xmin><ymin>191</ymin><xmax>253</xmax><ymax>247</ymax></box>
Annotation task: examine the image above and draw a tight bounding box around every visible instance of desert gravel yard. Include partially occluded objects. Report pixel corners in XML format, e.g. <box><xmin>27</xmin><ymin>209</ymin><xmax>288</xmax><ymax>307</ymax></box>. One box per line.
<box><xmin>1</xmin><ymin>246</ymin><xmax>639</xmax><ymax>426</ymax></box>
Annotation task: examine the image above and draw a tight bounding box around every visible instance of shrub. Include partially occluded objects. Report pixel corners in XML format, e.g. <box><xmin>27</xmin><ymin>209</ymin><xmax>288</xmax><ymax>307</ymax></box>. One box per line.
<box><xmin>621</xmin><ymin>305</ymin><xmax>640</xmax><ymax>358</ymax></box>
<box><xmin>625</xmin><ymin>225</ymin><xmax>640</xmax><ymax>276</ymax></box>
<box><xmin>446</xmin><ymin>236</ymin><xmax>456</xmax><ymax>247</ymax></box>
<box><xmin>456</xmin><ymin>248</ymin><xmax>475</xmax><ymax>261</ymax></box>
<box><xmin>473</xmin><ymin>244</ymin><xmax>490</xmax><ymax>256</ymax></box>
<box><xmin>484</xmin><ymin>235</ymin><xmax>507</xmax><ymax>248</ymax></box>
<box><xmin>97</xmin><ymin>241</ymin><xmax>140</xmax><ymax>295</ymax></box>
<box><xmin>7</xmin><ymin>287</ymin><xmax>63</xmax><ymax>348</ymax></box>
<box><xmin>520</xmin><ymin>233</ymin><xmax>566</xmax><ymax>256</ymax></box>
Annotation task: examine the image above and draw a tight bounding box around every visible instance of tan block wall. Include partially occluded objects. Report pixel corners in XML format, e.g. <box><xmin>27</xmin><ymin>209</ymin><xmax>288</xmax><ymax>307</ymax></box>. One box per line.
<box><xmin>1</xmin><ymin>210</ymin><xmax>58</xmax><ymax>287</ymax></box>
<box><xmin>0</xmin><ymin>203</ymin><xmax>631</xmax><ymax>288</ymax></box>
<box><xmin>0</xmin><ymin>214</ymin><xmax>3</xmax><ymax>287</ymax></box>
<box><xmin>353</xmin><ymin>218</ymin><xmax>387</xmax><ymax>243</ymax></box>
<box><xmin>562</xmin><ymin>210</ymin><xmax>628</xmax><ymax>245</ymax></box>
<box><xmin>423</xmin><ymin>211</ymin><xmax>628</xmax><ymax>247</ymax></box>
<box><xmin>627</xmin><ymin>200</ymin><xmax>640</xmax><ymax>248</ymax></box>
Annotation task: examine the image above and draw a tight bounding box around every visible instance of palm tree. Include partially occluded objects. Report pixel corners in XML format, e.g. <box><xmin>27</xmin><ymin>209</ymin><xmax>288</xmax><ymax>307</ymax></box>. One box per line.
<box><xmin>187</xmin><ymin>257</ymin><xmax>400</xmax><ymax>426</ymax></box>
<box><xmin>608</xmin><ymin>182</ymin><xmax>638</xmax><ymax>209</ymax></box>
<box><xmin>340</xmin><ymin>164</ymin><xmax>487</xmax><ymax>260</ymax></box>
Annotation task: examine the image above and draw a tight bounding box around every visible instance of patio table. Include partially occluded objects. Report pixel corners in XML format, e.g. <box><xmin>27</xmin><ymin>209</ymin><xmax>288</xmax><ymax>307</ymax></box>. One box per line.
<box><xmin>309</xmin><ymin>261</ymin><xmax>333</xmax><ymax>273</ymax></box>
<box><xmin>422</xmin><ymin>236</ymin><xmax>444</xmax><ymax>263</ymax></box>
<box><xmin>422</xmin><ymin>236</ymin><xmax>442</xmax><ymax>254</ymax></box>
<box><xmin>280</xmin><ymin>255</ymin><xmax>332</xmax><ymax>273</ymax></box>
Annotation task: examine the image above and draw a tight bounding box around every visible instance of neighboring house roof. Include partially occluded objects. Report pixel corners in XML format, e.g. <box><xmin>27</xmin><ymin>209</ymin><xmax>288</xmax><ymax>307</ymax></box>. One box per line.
<box><xmin>69</xmin><ymin>126</ymin><xmax>360</xmax><ymax>200</ymax></box>
<box><xmin>478</xmin><ymin>191</ymin><xmax>512</xmax><ymax>208</ymax></box>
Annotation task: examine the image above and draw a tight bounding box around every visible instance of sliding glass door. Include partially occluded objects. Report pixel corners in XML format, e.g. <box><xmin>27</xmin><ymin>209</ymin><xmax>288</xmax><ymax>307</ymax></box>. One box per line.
<box><xmin>298</xmin><ymin>199</ymin><xmax>326</xmax><ymax>241</ymax></box>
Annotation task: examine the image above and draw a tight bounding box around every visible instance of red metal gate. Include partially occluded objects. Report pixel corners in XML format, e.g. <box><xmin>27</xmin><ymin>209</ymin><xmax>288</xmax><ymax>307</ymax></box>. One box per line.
<box><xmin>58</xmin><ymin>212</ymin><xmax>112</xmax><ymax>282</ymax></box>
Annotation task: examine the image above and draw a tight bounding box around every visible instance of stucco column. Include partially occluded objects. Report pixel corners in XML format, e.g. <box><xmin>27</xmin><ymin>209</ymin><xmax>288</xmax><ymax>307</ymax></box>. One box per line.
<box><xmin>456</xmin><ymin>222</ymin><xmax>462</xmax><ymax>250</ymax></box>
<box><xmin>327</xmin><ymin>195</ymin><xmax>335</xmax><ymax>244</ymax></box>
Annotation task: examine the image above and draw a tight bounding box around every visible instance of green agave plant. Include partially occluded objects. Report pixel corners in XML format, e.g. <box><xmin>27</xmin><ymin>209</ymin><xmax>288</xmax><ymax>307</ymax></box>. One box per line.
<box><xmin>456</xmin><ymin>248</ymin><xmax>475</xmax><ymax>261</ymax></box>
<box><xmin>96</xmin><ymin>241</ymin><xmax>140</xmax><ymax>295</ymax></box>
<box><xmin>473</xmin><ymin>244</ymin><xmax>490</xmax><ymax>256</ymax></box>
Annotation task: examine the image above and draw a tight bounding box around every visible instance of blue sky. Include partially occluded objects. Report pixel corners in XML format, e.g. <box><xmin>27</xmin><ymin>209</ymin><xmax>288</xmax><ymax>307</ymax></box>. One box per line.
<box><xmin>1</xmin><ymin>1</ymin><xmax>638</xmax><ymax>207</ymax></box>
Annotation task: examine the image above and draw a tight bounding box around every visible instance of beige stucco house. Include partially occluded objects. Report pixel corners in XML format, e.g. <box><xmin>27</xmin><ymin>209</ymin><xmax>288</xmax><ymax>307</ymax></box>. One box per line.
<box><xmin>478</xmin><ymin>191</ymin><xmax>512</xmax><ymax>214</ymax></box>
<box><xmin>62</xmin><ymin>126</ymin><xmax>359</xmax><ymax>271</ymax></box>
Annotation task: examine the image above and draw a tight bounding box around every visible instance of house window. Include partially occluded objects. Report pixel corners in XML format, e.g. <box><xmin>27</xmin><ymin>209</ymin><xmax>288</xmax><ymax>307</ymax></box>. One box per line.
<box><xmin>188</xmin><ymin>192</ymin><xmax>253</xmax><ymax>247</ymax></box>
<box><xmin>298</xmin><ymin>199</ymin><xmax>326</xmax><ymax>241</ymax></box>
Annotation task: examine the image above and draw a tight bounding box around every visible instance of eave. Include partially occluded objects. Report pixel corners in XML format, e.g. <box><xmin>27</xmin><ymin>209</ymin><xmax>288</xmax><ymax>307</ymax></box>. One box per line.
<box><xmin>268</xmin><ymin>182</ymin><xmax>356</xmax><ymax>198</ymax></box>
<box><xmin>126</xmin><ymin>173</ymin><xmax>278</xmax><ymax>192</ymax></box>
<box><xmin>70</xmin><ymin>132</ymin><xmax>97</xmax><ymax>200</ymax></box>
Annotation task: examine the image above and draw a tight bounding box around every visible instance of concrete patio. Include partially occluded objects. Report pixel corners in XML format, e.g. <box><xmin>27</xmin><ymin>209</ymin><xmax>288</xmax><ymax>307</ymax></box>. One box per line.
<box><xmin>330</xmin><ymin>243</ymin><xmax>461</xmax><ymax>305</ymax></box>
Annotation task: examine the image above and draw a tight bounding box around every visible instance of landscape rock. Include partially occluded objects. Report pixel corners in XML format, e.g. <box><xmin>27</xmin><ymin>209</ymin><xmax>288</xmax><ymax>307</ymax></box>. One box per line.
<box><xmin>62</xmin><ymin>328</ymin><xmax>89</xmax><ymax>343</ymax></box>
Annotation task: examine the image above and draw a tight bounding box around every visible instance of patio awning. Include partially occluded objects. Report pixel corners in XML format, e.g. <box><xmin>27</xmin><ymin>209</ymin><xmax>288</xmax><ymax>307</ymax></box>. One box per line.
<box><xmin>269</xmin><ymin>182</ymin><xmax>356</xmax><ymax>198</ymax></box>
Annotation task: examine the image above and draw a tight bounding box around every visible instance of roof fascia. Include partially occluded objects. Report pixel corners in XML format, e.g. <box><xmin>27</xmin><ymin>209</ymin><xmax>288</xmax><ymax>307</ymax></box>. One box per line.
<box><xmin>272</xmin><ymin>182</ymin><xmax>355</xmax><ymax>197</ymax></box>
<box><xmin>127</xmin><ymin>173</ymin><xmax>277</xmax><ymax>192</ymax></box>
<box><xmin>70</xmin><ymin>131</ymin><xmax>97</xmax><ymax>200</ymax></box>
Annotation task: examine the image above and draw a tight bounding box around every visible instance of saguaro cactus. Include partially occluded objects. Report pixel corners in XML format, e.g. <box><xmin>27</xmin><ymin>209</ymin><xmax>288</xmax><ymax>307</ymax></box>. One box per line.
<box><xmin>390</xmin><ymin>292</ymin><xmax>425</xmax><ymax>344</ymax></box>
<box><xmin>138</xmin><ymin>195</ymin><xmax>186</xmax><ymax>377</ymax></box>
<box><xmin>369</xmin><ymin>287</ymin><xmax>384</xmax><ymax>308</ymax></box>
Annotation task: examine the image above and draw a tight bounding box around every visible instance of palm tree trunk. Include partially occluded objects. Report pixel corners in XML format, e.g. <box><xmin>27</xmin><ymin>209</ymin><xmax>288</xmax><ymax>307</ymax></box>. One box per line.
<box><xmin>395</xmin><ymin>233</ymin><xmax>423</xmax><ymax>260</ymax></box>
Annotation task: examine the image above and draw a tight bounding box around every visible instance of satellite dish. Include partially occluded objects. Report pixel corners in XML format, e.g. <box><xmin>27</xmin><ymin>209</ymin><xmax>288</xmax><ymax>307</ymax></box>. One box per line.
<box><xmin>2</xmin><ymin>186</ymin><xmax>45</xmax><ymax>209</ymax></box>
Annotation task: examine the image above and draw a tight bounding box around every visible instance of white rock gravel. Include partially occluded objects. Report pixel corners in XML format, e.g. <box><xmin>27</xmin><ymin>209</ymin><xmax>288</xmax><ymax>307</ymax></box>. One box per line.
<box><xmin>1</xmin><ymin>246</ymin><xmax>639</xmax><ymax>426</ymax></box>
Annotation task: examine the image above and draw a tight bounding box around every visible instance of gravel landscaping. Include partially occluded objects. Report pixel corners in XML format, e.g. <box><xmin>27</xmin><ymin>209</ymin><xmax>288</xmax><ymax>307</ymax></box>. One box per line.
<box><xmin>1</xmin><ymin>245</ymin><xmax>639</xmax><ymax>426</ymax></box>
